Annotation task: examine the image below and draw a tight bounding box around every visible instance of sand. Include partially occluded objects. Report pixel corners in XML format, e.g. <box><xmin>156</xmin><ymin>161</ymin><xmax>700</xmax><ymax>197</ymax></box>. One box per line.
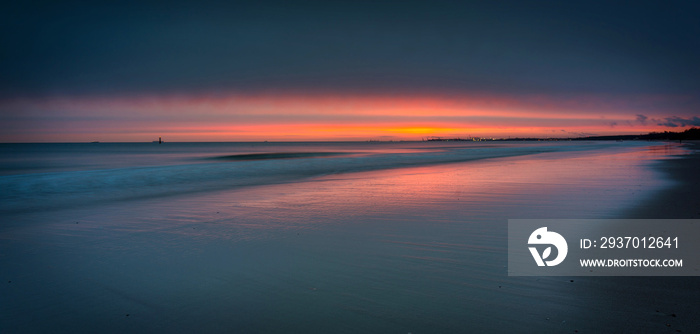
<box><xmin>595</xmin><ymin>141</ymin><xmax>700</xmax><ymax>333</ymax></box>
<box><xmin>1</xmin><ymin>141</ymin><xmax>698</xmax><ymax>333</ymax></box>
<box><xmin>625</xmin><ymin>141</ymin><xmax>700</xmax><ymax>219</ymax></box>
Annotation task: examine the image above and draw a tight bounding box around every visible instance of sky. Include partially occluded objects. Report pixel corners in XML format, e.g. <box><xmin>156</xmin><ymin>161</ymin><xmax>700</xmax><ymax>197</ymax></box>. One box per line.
<box><xmin>1</xmin><ymin>0</ymin><xmax>699</xmax><ymax>142</ymax></box>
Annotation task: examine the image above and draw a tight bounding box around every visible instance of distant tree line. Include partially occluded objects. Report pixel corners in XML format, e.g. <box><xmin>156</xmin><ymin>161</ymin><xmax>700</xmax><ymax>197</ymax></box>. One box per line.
<box><xmin>571</xmin><ymin>127</ymin><xmax>700</xmax><ymax>141</ymax></box>
<box><xmin>637</xmin><ymin>127</ymin><xmax>700</xmax><ymax>141</ymax></box>
<box><xmin>495</xmin><ymin>127</ymin><xmax>700</xmax><ymax>141</ymax></box>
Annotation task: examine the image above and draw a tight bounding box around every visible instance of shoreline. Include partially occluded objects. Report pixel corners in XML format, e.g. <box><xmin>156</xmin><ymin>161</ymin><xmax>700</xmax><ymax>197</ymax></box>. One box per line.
<box><xmin>624</xmin><ymin>141</ymin><xmax>700</xmax><ymax>219</ymax></box>
<box><xmin>2</xmin><ymin>141</ymin><xmax>697</xmax><ymax>333</ymax></box>
<box><xmin>596</xmin><ymin>141</ymin><xmax>700</xmax><ymax>333</ymax></box>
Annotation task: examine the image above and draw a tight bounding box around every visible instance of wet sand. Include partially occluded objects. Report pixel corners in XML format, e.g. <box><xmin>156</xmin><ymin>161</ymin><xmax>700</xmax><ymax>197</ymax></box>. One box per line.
<box><xmin>625</xmin><ymin>141</ymin><xmax>700</xmax><ymax>219</ymax></box>
<box><xmin>1</xmin><ymin>142</ymin><xmax>698</xmax><ymax>333</ymax></box>
<box><xmin>594</xmin><ymin>141</ymin><xmax>700</xmax><ymax>333</ymax></box>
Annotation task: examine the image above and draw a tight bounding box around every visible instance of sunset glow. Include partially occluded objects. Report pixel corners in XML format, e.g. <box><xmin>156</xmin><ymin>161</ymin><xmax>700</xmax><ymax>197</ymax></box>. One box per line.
<box><xmin>1</xmin><ymin>93</ymin><xmax>696</xmax><ymax>142</ymax></box>
<box><xmin>1</xmin><ymin>1</ymin><xmax>698</xmax><ymax>143</ymax></box>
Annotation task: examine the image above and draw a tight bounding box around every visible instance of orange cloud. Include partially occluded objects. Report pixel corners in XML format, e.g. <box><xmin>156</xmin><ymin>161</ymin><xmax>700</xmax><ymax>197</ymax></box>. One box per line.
<box><xmin>0</xmin><ymin>93</ymin><xmax>696</xmax><ymax>142</ymax></box>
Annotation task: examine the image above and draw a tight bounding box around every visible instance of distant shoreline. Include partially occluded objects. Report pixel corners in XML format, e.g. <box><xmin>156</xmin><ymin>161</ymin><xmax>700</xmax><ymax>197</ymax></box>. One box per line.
<box><xmin>0</xmin><ymin>139</ymin><xmax>694</xmax><ymax>145</ymax></box>
<box><xmin>0</xmin><ymin>127</ymin><xmax>698</xmax><ymax>144</ymax></box>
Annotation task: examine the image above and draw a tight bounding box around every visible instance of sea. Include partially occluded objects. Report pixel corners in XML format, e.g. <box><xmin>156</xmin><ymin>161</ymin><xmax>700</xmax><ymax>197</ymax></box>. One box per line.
<box><xmin>0</xmin><ymin>141</ymin><xmax>691</xmax><ymax>333</ymax></box>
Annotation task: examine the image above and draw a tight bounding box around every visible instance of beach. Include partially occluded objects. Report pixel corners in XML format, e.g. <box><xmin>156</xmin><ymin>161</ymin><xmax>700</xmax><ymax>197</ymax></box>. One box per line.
<box><xmin>602</xmin><ymin>141</ymin><xmax>700</xmax><ymax>333</ymax></box>
<box><xmin>1</xmin><ymin>141</ymin><xmax>698</xmax><ymax>333</ymax></box>
<box><xmin>625</xmin><ymin>141</ymin><xmax>700</xmax><ymax>219</ymax></box>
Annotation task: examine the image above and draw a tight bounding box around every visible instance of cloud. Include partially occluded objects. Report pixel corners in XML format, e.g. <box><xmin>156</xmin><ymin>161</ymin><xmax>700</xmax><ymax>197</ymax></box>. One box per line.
<box><xmin>656</xmin><ymin>116</ymin><xmax>700</xmax><ymax>128</ymax></box>
<box><xmin>559</xmin><ymin>129</ymin><xmax>598</xmax><ymax>137</ymax></box>
<box><xmin>1</xmin><ymin>2</ymin><xmax>699</xmax><ymax>99</ymax></box>
<box><xmin>636</xmin><ymin>114</ymin><xmax>648</xmax><ymax>125</ymax></box>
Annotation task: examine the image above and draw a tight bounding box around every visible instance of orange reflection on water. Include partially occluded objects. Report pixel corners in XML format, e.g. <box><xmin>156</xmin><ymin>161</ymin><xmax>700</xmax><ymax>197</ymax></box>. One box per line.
<box><xmin>57</xmin><ymin>143</ymin><xmax>677</xmax><ymax>242</ymax></box>
<box><xmin>207</xmin><ymin>143</ymin><xmax>675</xmax><ymax>235</ymax></box>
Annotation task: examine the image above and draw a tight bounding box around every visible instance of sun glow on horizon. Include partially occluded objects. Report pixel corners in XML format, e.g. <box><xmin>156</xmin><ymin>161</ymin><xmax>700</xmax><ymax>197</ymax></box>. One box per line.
<box><xmin>0</xmin><ymin>93</ymin><xmax>696</xmax><ymax>142</ymax></box>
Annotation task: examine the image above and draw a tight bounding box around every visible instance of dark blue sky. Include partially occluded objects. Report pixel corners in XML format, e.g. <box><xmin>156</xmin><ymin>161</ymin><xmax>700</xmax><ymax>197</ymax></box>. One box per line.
<box><xmin>2</xmin><ymin>0</ymin><xmax>699</xmax><ymax>98</ymax></box>
<box><xmin>2</xmin><ymin>1</ymin><xmax>700</xmax><ymax>142</ymax></box>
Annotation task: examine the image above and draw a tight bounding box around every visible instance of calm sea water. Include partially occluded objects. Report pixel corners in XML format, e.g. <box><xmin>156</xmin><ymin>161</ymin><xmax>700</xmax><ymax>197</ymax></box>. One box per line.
<box><xmin>0</xmin><ymin>141</ymin><xmax>668</xmax><ymax>213</ymax></box>
<box><xmin>0</xmin><ymin>141</ymin><xmax>691</xmax><ymax>333</ymax></box>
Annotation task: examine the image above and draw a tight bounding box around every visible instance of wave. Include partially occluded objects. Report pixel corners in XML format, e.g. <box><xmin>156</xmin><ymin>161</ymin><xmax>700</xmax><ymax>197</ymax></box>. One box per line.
<box><xmin>209</xmin><ymin>152</ymin><xmax>350</xmax><ymax>161</ymax></box>
<box><xmin>0</xmin><ymin>142</ymin><xmax>639</xmax><ymax>213</ymax></box>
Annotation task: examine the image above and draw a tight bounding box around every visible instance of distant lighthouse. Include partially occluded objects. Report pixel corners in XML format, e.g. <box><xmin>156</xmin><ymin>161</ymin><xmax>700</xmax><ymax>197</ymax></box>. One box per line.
<box><xmin>158</xmin><ymin>137</ymin><xmax>162</xmax><ymax>144</ymax></box>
